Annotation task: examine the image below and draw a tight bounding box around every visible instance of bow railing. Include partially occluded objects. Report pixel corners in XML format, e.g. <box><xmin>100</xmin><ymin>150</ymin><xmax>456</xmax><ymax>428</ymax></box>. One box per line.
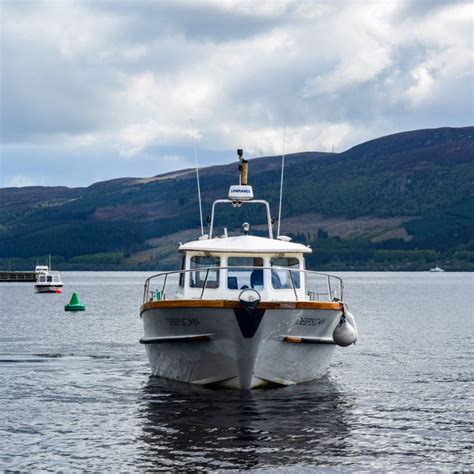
<box><xmin>143</xmin><ymin>266</ymin><xmax>343</xmax><ymax>303</ymax></box>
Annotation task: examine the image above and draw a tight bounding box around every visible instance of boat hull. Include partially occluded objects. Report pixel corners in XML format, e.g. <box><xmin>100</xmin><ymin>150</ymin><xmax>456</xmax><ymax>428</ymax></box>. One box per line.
<box><xmin>140</xmin><ymin>301</ymin><xmax>343</xmax><ymax>389</ymax></box>
<box><xmin>35</xmin><ymin>284</ymin><xmax>63</xmax><ymax>293</ymax></box>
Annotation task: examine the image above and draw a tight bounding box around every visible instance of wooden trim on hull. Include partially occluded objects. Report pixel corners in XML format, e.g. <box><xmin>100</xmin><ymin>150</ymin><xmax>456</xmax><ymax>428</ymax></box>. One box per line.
<box><xmin>283</xmin><ymin>335</ymin><xmax>336</xmax><ymax>345</ymax></box>
<box><xmin>141</xmin><ymin>299</ymin><xmax>343</xmax><ymax>313</ymax></box>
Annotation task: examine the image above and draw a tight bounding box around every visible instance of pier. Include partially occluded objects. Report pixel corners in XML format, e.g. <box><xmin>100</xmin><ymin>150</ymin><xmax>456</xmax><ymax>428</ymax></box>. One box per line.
<box><xmin>0</xmin><ymin>271</ymin><xmax>37</xmax><ymax>282</ymax></box>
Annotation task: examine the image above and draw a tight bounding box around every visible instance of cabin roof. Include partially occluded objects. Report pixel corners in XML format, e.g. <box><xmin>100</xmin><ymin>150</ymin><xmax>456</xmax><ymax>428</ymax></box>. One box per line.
<box><xmin>179</xmin><ymin>235</ymin><xmax>312</xmax><ymax>254</ymax></box>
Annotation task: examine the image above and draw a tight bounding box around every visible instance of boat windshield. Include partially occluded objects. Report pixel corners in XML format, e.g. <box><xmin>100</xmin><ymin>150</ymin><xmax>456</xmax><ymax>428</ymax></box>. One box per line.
<box><xmin>227</xmin><ymin>257</ymin><xmax>264</xmax><ymax>290</ymax></box>
<box><xmin>190</xmin><ymin>256</ymin><xmax>220</xmax><ymax>289</ymax></box>
<box><xmin>271</xmin><ymin>257</ymin><xmax>301</xmax><ymax>289</ymax></box>
<box><xmin>37</xmin><ymin>274</ymin><xmax>61</xmax><ymax>283</ymax></box>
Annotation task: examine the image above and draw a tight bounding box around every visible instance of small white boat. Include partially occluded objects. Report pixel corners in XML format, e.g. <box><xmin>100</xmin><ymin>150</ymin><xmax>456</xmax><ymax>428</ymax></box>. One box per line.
<box><xmin>140</xmin><ymin>150</ymin><xmax>358</xmax><ymax>389</ymax></box>
<box><xmin>35</xmin><ymin>257</ymin><xmax>63</xmax><ymax>293</ymax></box>
<box><xmin>429</xmin><ymin>266</ymin><xmax>445</xmax><ymax>272</ymax></box>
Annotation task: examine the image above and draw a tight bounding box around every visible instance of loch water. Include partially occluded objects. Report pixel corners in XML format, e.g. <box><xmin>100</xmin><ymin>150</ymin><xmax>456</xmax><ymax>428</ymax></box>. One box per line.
<box><xmin>0</xmin><ymin>272</ymin><xmax>472</xmax><ymax>471</ymax></box>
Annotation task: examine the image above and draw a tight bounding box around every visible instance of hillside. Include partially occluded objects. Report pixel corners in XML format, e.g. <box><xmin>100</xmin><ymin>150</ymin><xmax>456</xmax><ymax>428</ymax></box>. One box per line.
<box><xmin>1</xmin><ymin>126</ymin><xmax>473</xmax><ymax>271</ymax></box>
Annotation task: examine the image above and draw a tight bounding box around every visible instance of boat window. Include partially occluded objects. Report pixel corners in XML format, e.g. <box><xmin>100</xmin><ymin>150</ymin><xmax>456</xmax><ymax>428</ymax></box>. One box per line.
<box><xmin>179</xmin><ymin>255</ymin><xmax>185</xmax><ymax>288</ymax></box>
<box><xmin>227</xmin><ymin>257</ymin><xmax>264</xmax><ymax>290</ymax></box>
<box><xmin>271</xmin><ymin>257</ymin><xmax>301</xmax><ymax>289</ymax></box>
<box><xmin>190</xmin><ymin>256</ymin><xmax>220</xmax><ymax>289</ymax></box>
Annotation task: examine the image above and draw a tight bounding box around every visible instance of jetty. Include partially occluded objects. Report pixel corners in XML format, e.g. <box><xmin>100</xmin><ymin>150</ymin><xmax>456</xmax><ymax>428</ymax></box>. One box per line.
<box><xmin>0</xmin><ymin>271</ymin><xmax>37</xmax><ymax>282</ymax></box>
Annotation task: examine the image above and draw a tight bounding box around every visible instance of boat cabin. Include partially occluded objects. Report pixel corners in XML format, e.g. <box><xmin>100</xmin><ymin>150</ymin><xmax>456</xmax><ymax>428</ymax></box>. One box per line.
<box><xmin>176</xmin><ymin>234</ymin><xmax>311</xmax><ymax>301</ymax></box>
<box><xmin>35</xmin><ymin>265</ymin><xmax>62</xmax><ymax>285</ymax></box>
<box><xmin>36</xmin><ymin>271</ymin><xmax>62</xmax><ymax>285</ymax></box>
<box><xmin>35</xmin><ymin>265</ymin><xmax>49</xmax><ymax>274</ymax></box>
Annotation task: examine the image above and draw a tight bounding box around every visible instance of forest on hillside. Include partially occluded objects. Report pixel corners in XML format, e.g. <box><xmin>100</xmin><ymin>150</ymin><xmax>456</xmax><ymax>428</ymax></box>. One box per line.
<box><xmin>1</xmin><ymin>127</ymin><xmax>473</xmax><ymax>271</ymax></box>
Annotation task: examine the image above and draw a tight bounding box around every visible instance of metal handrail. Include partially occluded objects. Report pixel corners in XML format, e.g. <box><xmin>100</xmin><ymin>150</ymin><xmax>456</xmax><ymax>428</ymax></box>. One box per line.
<box><xmin>200</xmin><ymin>268</ymin><xmax>210</xmax><ymax>300</ymax></box>
<box><xmin>287</xmin><ymin>269</ymin><xmax>298</xmax><ymax>301</ymax></box>
<box><xmin>143</xmin><ymin>266</ymin><xmax>344</xmax><ymax>303</ymax></box>
<box><xmin>209</xmin><ymin>199</ymin><xmax>273</xmax><ymax>239</ymax></box>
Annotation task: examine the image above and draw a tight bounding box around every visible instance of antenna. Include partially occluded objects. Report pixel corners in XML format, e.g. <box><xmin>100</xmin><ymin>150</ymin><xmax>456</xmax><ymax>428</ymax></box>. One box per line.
<box><xmin>191</xmin><ymin>119</ymin><xmax>204</xmax><ymax>236</ymax></box>
<box><xmin>277</xmin><ymin>124</ymin><xmax>286</xmax><ymax>238</ymax></box>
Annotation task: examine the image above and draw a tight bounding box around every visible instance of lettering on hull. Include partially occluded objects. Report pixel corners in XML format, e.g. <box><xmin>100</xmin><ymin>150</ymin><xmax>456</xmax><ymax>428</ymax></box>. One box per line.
<box><xmin>295</xmin><ymin>317</ymin><xmax>324</xmax><ymax>326</ymax></box>
<box><xmin>165</xmin><ymin>317</ymin><xmax>201</xmax><ymax>327</ymax></box>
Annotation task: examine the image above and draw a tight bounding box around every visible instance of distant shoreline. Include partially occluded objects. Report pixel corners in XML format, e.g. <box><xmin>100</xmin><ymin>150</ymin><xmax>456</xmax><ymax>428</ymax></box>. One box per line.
<box><xmin>1</xmin><ymin>266</ymin><xmax>471</xmax><ymax>273</ymax></box>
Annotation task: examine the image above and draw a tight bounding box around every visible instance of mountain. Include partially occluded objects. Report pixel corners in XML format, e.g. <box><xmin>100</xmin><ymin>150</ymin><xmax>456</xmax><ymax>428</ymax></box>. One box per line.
<box><xmin>1</xmin><ymin>126</ymin><xmax>473</xmax><ymax>271</ymax></box>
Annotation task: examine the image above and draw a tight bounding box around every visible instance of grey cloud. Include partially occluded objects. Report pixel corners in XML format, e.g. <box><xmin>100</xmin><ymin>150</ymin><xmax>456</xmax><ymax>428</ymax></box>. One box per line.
<box><xmin>1</xmin><ymin>36</ymin><xmax>118</xmax><ymax>143</ymax></box>
<box><xmin>89</xmin><ymin>1</ymin><xmax>282</xmax><ymax>44</ymax></box>
<box><xmin>392</xmin><ymin>0</ymin><xmax>471</xmax><ymax>21</ymax></box>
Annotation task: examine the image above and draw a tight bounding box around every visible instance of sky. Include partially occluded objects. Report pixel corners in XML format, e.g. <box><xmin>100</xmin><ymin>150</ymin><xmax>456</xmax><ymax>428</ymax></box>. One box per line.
<box><xmin>0</xmin><ymin>0</ymin><xmax>473</xmax><ymax>188</ymax></box>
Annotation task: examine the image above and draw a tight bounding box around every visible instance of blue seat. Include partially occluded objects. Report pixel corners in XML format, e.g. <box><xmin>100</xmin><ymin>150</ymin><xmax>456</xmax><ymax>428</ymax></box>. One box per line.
<box><xmin>228</xmin><ymin>276</ymin><xmax>238</xmax><ymax>289</ymax></box>
<box><xmin>250</xmin><ymin>269</ymin><xmax>263</xmax><ymax>288</ymax></box>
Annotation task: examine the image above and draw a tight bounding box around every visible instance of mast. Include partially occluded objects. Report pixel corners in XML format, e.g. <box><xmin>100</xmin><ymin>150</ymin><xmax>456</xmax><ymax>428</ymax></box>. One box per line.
<box><xmin>191</xmin><ymin>119</ymin><xmax>204</xmax><ymax>236</ymax></box>
<box><xmin>277</xmin><ymin>125</ymin><xmax>286</xmax><ymax>238</ymax></box>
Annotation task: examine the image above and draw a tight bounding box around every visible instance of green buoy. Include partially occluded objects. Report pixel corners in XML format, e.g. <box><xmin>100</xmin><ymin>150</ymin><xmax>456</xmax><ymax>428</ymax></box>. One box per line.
<box><xmin>65</xmin><ymin>292</ymin><xmax>86</xmax><ymax>311</ymax></box>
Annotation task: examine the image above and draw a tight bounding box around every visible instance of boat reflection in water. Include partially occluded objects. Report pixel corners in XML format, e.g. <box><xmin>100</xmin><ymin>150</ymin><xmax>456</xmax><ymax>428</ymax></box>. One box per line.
<box><xmin>137</xmin><ymin>377</ymin><xmax>354</xmax><ymax>470</ymax></box>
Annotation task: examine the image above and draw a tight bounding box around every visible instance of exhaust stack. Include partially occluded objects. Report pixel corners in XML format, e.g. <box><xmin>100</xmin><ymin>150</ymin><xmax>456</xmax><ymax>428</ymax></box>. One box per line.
<box><xmin>228</xmin><ymin>149</ymin><xmax>254</xmax><ymax>201</ymax></box>
<box><xmin>237</xmin><ymin>149</ymin><xmax>249</xmax><ymax>185</ymax></box>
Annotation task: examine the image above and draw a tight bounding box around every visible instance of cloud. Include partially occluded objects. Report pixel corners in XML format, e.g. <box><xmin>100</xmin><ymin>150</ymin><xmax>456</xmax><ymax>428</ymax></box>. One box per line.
<box><xmin>0</xmin><ymin>0</ymin><xmax>472</xmax><ymax>187</ymax></box>
<box><xmin>96</xmin><ymin>0</ymin><xmax>283</xmax><ymax>43</ymax></box>
<box><xmin>6</xmin><ymin>175</ymin><xmax>41</xmax><ymax>188</ymax></box>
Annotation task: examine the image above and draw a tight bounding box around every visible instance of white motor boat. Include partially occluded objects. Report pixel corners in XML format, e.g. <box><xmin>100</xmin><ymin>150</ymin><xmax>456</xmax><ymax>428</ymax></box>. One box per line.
<box><xmin>35</xmin><ymin>258</ymin><xmax>63</xmax><ymax>293</ymax></box>
<box><xmin>429</xmin><ymin>266</ymin><xmax>445</xmax><ymax>272</ymax></box>
<box><xmin>140</xmin><ymin>150</ymin><xmax>358</xmax><ymax>389</ymax></box>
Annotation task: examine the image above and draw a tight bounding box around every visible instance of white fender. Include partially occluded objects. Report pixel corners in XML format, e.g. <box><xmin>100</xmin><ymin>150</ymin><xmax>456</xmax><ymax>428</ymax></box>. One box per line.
<box><xmin>332</xmin><ymin>305</ymin><xmax>358</xmax><ymax>347</ymax></box>
<box><xmin>344</xmin><ymin>308</ymin><xmax>358</xmax><ymax>342</ymax></box>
